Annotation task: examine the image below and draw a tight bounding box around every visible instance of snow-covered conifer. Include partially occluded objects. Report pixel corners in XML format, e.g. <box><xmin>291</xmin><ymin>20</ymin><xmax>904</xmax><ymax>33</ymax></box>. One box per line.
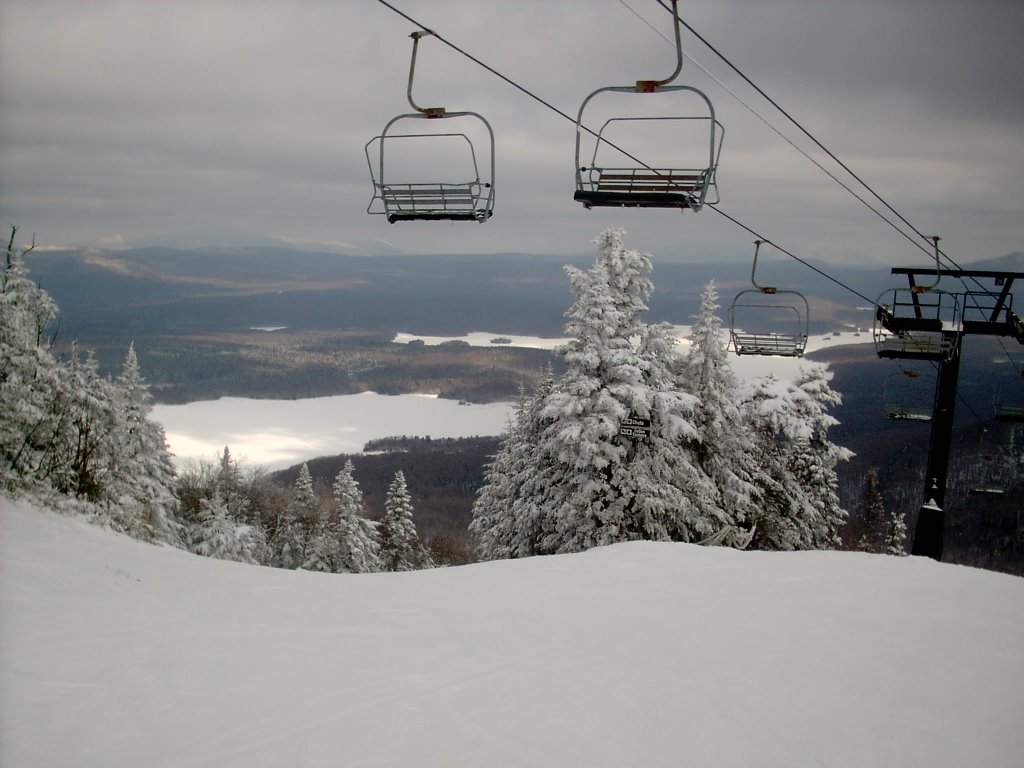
<box><xmin>379</xmin><ymin>470</ymin><xmax>431</xmax><ymax>571</ymax></box>
<box><xmin>680</xmin><ymin>280</ymin><xmax>760</xmax><ymax>536</ymax></box>
<box><xmin>471</xmin><ymin>374</ymin><xmax>558</xmax><ymax>560</ymax></box>
<box><xmin>744</xmin><ymin>366</ymin><xmax>851</xmax><ymax>550</ymax></box>
<box><xmin>275</xmin><ymin>463</ymin><xmax>320</xmax><ymax>569</ymax></box>
<box><xmin>531</xmin><ymin>229</ymin><xmax>718</xmax><ymax>553</ymax></box>
<box><xmin>332</xmin><ymin>459</ymin><xmax>380</xmax><ymax>573</ymax></box>
<box><xmin>190</xmin><ymin>493</ymin><xmax>265</xmax><ymax>564</ymax></box>
<box><xmin>0</xmin><ymin>230</ymin><xmax>65</xmax><ymax>493</ymax></box>
<box><xmin>107</xmin><ymin>343</ymin><xmax>181</xmax><ymax>544</ymax></box>
<box><xmin>885</xmin><ymin>506</ymin><xmax>908</xmax><ymax>556</ymax></box>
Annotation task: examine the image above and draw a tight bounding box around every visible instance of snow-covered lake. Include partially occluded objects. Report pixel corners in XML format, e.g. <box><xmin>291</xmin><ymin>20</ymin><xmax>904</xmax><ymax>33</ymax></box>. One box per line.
<box><xmin>153</xmin><ymin>330</ymin><xmax>872</xmax><ymax>471</ymax></box>
<box><xmin>152</xmin><ymin>393</ymin><xmax>513</xmax><ymax>471</ymax></box>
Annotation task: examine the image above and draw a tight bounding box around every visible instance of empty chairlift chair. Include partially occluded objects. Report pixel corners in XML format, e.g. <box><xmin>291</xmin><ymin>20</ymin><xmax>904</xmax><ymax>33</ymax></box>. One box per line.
<box><xmin>366</xmin><ymin>31</ymin><xmax>495</xmax><ymax>224</ymax></box>
<box><xmin>994</xmin><ymin>381</ymin><xmax>1024</xmax><ymax>422</ymax></box>
<box><xmin>882</xmin><ymin>368</ymin><xmax>934</xmax><ymax>421</ymax></box>
<box><xmin>873</xmin><ymin>237</ymin><xmax>961</xmax><ymax>362</ymax></box>
<box><xmin>729</xmin><ymin>240</ymin><xmax>809</xmax><ymax>357</ymax></box>
<box><xmin>969</xmin><ymin>432</ymin><xmax>1006</xmax><ymax>497</ymax></box>
<box><xmin>573</xmin><ymin>0</ymin><xmax>723</xmax><ymax>213</ymax></box>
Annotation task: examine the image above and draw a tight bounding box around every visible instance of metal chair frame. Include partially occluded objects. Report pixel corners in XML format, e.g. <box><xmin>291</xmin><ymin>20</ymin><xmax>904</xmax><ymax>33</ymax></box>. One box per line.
<box><xmin>729</xmin><ymin>240</ymin><xmax>810</xmax><ymax>357</ymax></box>
<box><xmin>573</xmin><ymin>0</ymin><xmax>722</xmax><ymax>212</ymax></box>
<box><xmin>366</xmin><ymin>31</ymin><xmax>495</xmax><ymax>224</ymax></box>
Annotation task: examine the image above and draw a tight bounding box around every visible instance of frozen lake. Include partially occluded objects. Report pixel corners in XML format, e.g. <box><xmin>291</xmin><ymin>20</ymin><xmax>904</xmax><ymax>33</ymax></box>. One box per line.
<box><xmin>153</xmin><ymin>330</ymin><xmax>871</xmax><ymax>471</ymax></box>
<box><xmin>152</xmin><ymin>393</ymin><xmax>513</xmax><ymax>471</ymax></box>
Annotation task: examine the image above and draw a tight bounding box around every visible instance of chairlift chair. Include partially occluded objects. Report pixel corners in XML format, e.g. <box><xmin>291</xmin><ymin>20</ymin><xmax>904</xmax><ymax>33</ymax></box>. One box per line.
<box><xmin>873</xmin><ymin>236</ymin><xmax>960</xmax><ymax>361</ymax></box>
<box><xmin>573</xmin><ymin>0</ymin><xmax>723</xmax><ymax>212</ymax></box>
<box><xmin>969</xmin><ymin>432</ymin><xmax>1006</xmax><ymax>496</ymax></box>
<box><xmin>729</xmin><ymin>240</ymin><xmax>809</xmax><ymax>357</ymax></box>
<box><xmin>994</xmin><ymin>381</ymin><xmax>1024</xmax><ymax>422</ymax></box>
<box><xmin>882</xmin><ymin>369</ymin><xmax>934</xmax><ymax>422</ymax></box>
<box><xmin>366</xmin><ymin>31</ymin><xmax>495</xmax><ymax>224</ymax></box>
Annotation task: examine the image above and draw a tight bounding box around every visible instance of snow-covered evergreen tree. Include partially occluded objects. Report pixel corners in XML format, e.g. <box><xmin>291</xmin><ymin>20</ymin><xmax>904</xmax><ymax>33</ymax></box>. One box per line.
<box><xmin>59</xmin><ymin>345</ymin><xmax>117</xmax><ymax>502</ymax></box>
<box><xmin>885</xmin><ymin>505</ymin><xmax>908</xmax><ymax>556</ymax></box>
<box><xmin>680</xmin><ymin>280</ymin><xmax>760</xmax><ymax>537</ymax></box>
<box><xmin>2</xmin><ymin>228</ymin><xmax>183</xmax><ymax>545</ymax></box>
<box><xmin>531</xmin><ymin>229</ymin><xmax>718</xmax><ymax>553</ymax></box>
<box><xmin>744</xmin><ymin>366</ymin><xmax>851</xmax><ymax>550</ymax></box>
<box><xmin>332</xmin><ymin>459</ymin><xmax>380</xmax><ymax>573</ymax></box>
<box><xmin>275</xmin><ymin>463</ymin><xmax>320</xmax><ymax>569</ymax></box>
<box><xmin>301</xmin><ymin>513</ymin><xmax>337</xmax><ymax>573</ymax></box>
<box><xmin>0</xmin><ymin>230</ymin><xmax>66</xmax><ymax>494</ymax></box>
<box><xmin>788</xmin><ymin>365</ymin><xmax>852</xmax><ymax>548</ymax></box>
<box><xmin>216</xmin><ymin>446</ymin><xmax>243</xmax><ymax>499</ymax></box>
<box><xmin>190</xmin><ymin>493</ymin><xmax>265</xmax><ymax>564</ymax></box>
<box><xmin>470</xmin><ymin>375</ymin><xmax>557</xmax><ymax>560</ymax></box>
<box><xmin>107</xmin><ymin>343</ymin><xmax>181</xmax><ymax>544</ymax></box>
<box><xmin>378</xmin><ymin>470</ymin><xmax>431</xmax><ymax>571</ymax></box>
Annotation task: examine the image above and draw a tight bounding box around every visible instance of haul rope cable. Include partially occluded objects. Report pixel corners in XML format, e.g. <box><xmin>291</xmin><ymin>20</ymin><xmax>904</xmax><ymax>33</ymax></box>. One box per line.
<box><xmin>649</xmin><ymin>0</ymin><xmax>1022</xmax><ymax>379</ymax></box>
<box><xmin>373</xmin><ymin>0</ymin><xmax>876</xmax><ymax>307</ymax></box>
<box><xmin>373</xmin><ymin>0</ymin><xmax>992</xmax><ymax>424</ymax></box>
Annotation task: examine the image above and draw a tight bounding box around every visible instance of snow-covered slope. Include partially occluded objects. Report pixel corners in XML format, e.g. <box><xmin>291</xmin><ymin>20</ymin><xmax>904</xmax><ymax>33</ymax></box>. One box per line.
<box><xmin>2</xmin><ymin>497</ymin><xmax>1022</xmax><ymax>768</ymax></box>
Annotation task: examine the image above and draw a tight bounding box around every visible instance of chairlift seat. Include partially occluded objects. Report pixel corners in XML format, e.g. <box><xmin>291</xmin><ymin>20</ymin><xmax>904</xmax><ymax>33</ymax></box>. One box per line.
<box><xmin>574</xmin><ymin>167</ymin><xmax>708</xmax><ymax>210</ymax></box>
<box><xmin>994</xmin><ymin>404</ymin><xmax>1024</xmax><ymax>422</ymax></box>
<box><xmin>875</xmin><ymin>333</ymin><xmax>957</xmax><ymax>361</ymax></box>
<box><xmin>886</xmin><ymin>407</ymin><xmax>932</xmax><ymax>422</ymax></box>
<box><xmin>969</xmin><ymin>485</ymin><xmax>1005</xmax><ymax>497</ymax></box>
<box><xmin>380</xmin><ymin>182</ymin><xmax>492</xmax><ymax>223</ymax></box>
<box><xmin>731</xmin><ymin>331</ymin><xmax>806</xmax><ymax>357</ymax></box>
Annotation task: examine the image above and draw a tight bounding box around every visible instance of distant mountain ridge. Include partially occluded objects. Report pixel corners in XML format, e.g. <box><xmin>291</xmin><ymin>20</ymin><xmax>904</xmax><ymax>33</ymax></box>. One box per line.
<box><xmin>26</xmin><ymin>245</ymin><xmax>901</xmax><ymax>340</ymax></box>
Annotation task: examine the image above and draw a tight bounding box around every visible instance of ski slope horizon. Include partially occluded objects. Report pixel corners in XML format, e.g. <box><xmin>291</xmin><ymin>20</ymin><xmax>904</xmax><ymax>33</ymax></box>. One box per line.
<box><xmin>2</xmin><ymin>496</ymin><xmax>1021</xmax><ymax>767</ymax></box>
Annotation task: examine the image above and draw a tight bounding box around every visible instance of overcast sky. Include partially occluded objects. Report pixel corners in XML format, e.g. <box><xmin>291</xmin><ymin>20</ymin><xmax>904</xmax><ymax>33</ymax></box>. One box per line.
<box><xmin>1</xmin><ymin>0</ymin><xmax>1021</xmax><ymax>274</ymax></box>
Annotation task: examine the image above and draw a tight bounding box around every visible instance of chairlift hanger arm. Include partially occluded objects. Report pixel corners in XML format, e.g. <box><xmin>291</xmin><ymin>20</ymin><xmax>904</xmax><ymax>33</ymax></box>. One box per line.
<box><xmin>407</xmin><ymin>29</ymin><xmax>445</xmax><ymax>117</ymax></box>
<box><xmin>750</xmin><ymin>239</ymin><xmax>776</xmax><ymax>293</ymax></box>
<box><xmin>636</xmin><ymin>0</ymin><xmax>683</xmax><ymax>91</ymax></box>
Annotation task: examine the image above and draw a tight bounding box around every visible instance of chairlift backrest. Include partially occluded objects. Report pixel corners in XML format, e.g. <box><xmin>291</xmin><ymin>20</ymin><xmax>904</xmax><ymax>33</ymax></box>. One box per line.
<box><xmin>573</xmin><ymin>0</ymin><xmax>723</xmax><ymax>212</ymax></box>
<box><xmin>366</xmin><ymin>31</ymin><xmax>495</xmax><ymax>224</ymax></box>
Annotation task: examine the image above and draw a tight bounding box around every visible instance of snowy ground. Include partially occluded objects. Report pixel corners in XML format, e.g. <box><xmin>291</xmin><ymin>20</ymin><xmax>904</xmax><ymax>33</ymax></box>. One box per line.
<box><xmin>154</xmin><ymin>331</ymin><xmax>871</xmax><ymax>471</ymax></box>
<box><xmin>2</xmin><ymin>496</ymin><xmax>1022</xmax><ymax>768</ymax></box>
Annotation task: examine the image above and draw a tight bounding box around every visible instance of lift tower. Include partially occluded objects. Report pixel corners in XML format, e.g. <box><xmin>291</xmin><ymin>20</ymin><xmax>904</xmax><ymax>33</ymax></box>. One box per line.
<box><xmin>875</xmin><ymin>267</ymin><xmax>1024</xmax><ymax>560</ymax></box>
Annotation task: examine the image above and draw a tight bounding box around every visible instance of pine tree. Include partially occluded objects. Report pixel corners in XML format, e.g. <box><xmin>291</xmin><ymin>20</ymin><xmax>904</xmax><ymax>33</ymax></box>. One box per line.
<box><xmin>276</xmin><ymin>463</ymin><xmax>320</xmax><ymax>569</ymax></box>
<box><xmin>470</xmin><ymin>375</ymin><xmax>558</xmax><ymax>560</ymax></box>
<box><xmin>190</xmin><ymin>493</ymin><xmax>265</xmax><ymax>564</ymax></box>
<box><xmin>107</xmin><ymin>343</ymin><xmax>181</xmax><ymax>544</ymax></box>
<box><xmin>59</xmin><ymin>345</ymin><xmax>117</xmax><ymax>502</ymax></box>
<box><xmin>378</xmin><ymin>470</ymin><xmax>431</xmax><ymax>571</ymax></box>
<box><xmin>332</xmin><ymin>459</ymin><xmax>380</xmax><ymax>573</ymax></box>
<box><xmin>885</xmin><ymin>507</ymin><xmax>908</xmax><ymax>556</ymax></box>
<box><xmin>301</xmin><ymin>513</ymin><xmax>337</xmax><ymax>573</ymax></box>
<box><xmin>857</xmin><ymin>469</ymin><xmax>887</xmax><ymax>552</ymax></box>
<box><xmin>531</xmin><ymin>229</ymin><xmax>718</xmax><ymax>553</ymax></box>
<box><xmin>744</xmin><ymin>366</ymin><xmax>851</xmax><ymax>550</ymax></box>
<box><xmin>680</xmin><ymin>280</ymin><xmax>760</xmax><ymax>539</ymax></box>
<box><xmin>0</xmin><ymin>228</ymin><xmax>66</xmax><ymax>493</ymax></box>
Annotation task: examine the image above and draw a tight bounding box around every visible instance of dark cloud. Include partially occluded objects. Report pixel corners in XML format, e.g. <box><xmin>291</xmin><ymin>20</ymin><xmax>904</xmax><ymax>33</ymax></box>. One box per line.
<box><xmin>0</xmin><ymin>0</ymin><xmax>1020</xmax><ymax>272</ymax></box>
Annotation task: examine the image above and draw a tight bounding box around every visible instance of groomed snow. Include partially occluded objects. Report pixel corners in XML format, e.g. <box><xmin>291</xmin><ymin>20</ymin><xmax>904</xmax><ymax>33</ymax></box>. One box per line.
<box><xmin>2</xmin><ymin>497</ymin><xmax>1022</xmax><ymax>767</ymax></box>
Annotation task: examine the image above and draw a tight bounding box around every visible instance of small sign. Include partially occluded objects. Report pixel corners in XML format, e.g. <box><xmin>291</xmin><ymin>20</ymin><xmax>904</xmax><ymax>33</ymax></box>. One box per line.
<box><xmin>618</xmin><ymin>414</ymin><xmax>651</xmax><ymax>441</ymax></box>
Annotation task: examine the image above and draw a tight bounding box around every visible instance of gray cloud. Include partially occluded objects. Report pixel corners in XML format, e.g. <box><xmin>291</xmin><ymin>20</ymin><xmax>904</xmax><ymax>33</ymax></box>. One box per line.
<box><xmin>1</xmin><ymin>0</ymin><xmax>1020</xmax><ymax>279</ymax></box>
